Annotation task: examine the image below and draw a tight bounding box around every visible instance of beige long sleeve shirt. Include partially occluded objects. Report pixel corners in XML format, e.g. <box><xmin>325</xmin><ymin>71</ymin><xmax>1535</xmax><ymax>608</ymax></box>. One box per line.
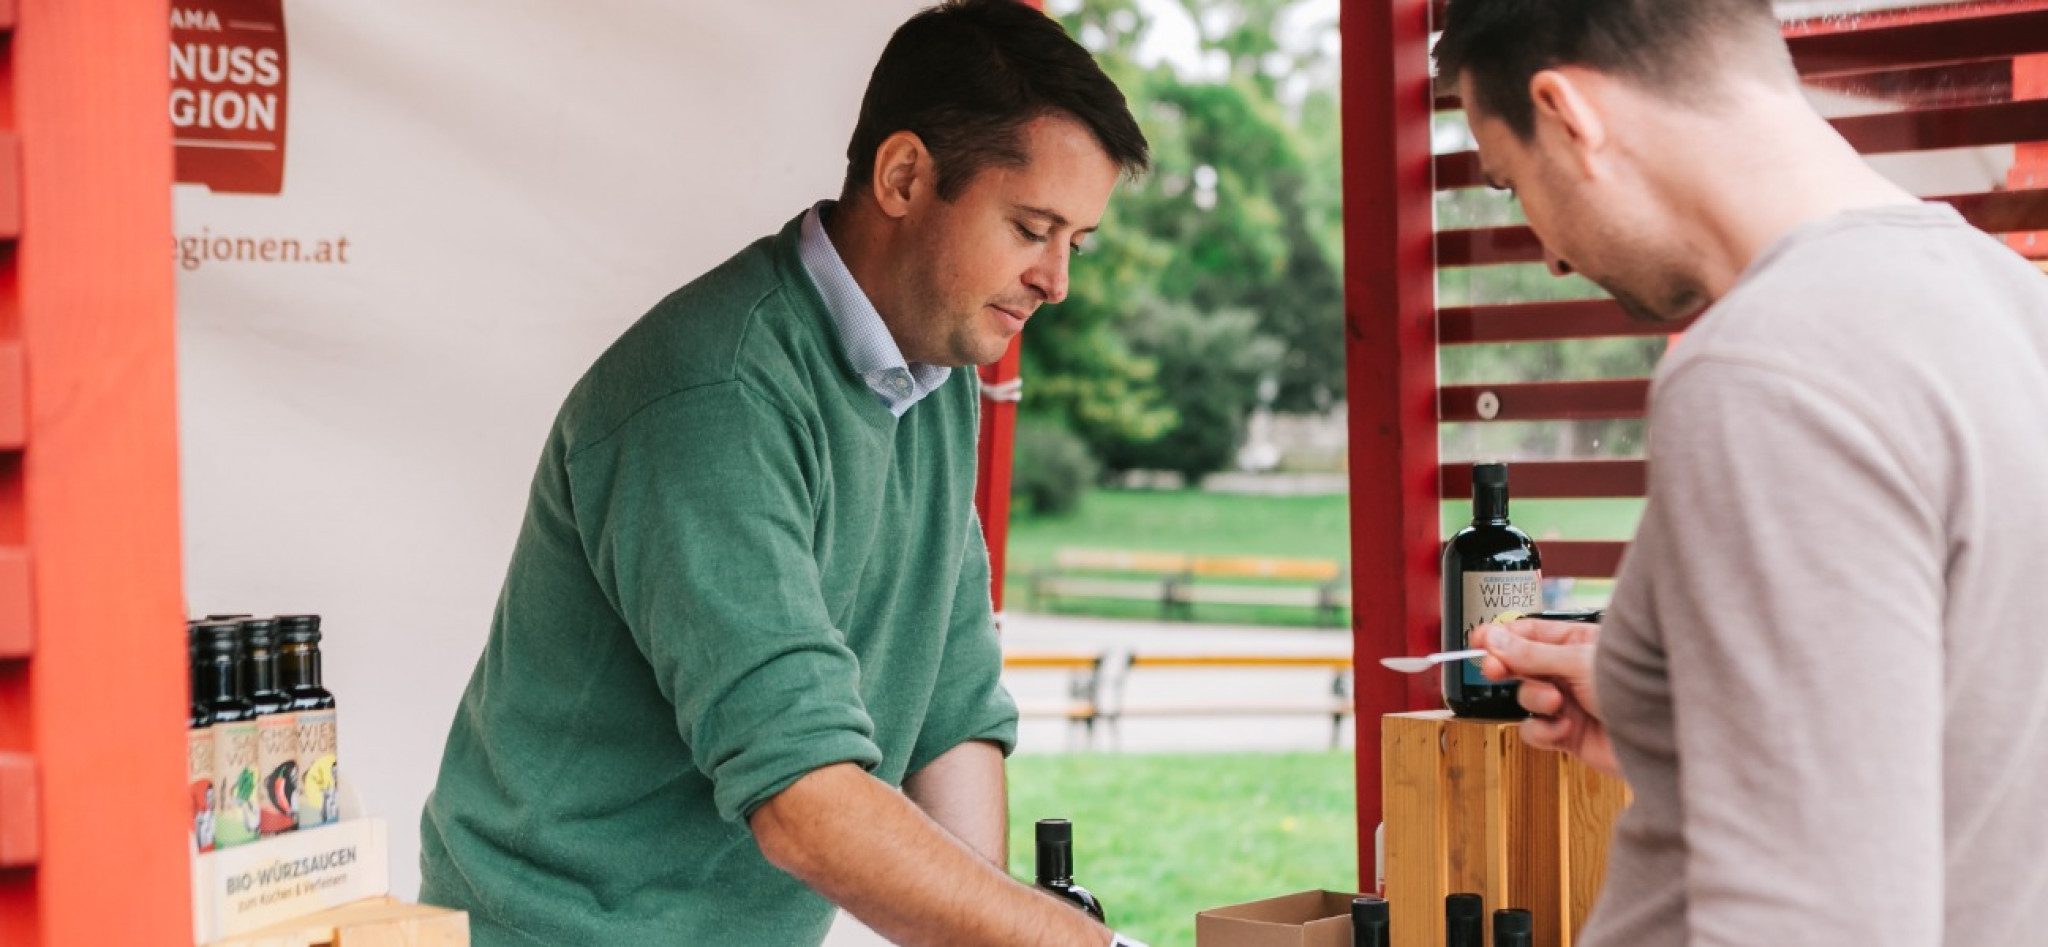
<box><xmin>1585</xmin><ymin>204</ymin><xmax>2048</xmax><ymax>946</ymax></box>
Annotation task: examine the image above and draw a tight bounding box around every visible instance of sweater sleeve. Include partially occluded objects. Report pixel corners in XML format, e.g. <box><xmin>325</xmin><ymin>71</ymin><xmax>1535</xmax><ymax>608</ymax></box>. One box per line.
<box><xmin>1647</xmin><ymin>357</ymin><xmax>1945</xmax><ymax>947</ymax></box>
<box><xmin>906</xmin><ymin>511</ymin><xmax>1020</xmax><ymax>777</ymax></box>
<box><xmin>566</xmin><ymin>380</ymin><xmax>884</xmax><ymax>824</ymax></box>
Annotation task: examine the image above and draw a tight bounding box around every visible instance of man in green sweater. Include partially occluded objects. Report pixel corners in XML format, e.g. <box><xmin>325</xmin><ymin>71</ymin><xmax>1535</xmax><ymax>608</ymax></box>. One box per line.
<box><xmin>418</xmin><ymin>3</ymin><xmax>1150</xmax><ymax>944</ymax></box>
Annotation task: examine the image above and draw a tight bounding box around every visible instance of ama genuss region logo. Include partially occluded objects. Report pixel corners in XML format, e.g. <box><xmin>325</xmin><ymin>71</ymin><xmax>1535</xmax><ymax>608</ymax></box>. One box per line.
<box><xmin>172</xmin><ymin>1</ymin><xmax>289</xmax><ymax>195</ymax></box>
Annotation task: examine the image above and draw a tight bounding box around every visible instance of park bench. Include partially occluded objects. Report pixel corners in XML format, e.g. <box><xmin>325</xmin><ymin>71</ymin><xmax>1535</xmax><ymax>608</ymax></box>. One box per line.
<box><xmin>1000</xmin><ymin>650</ymin><xmax>1107</xmax><ymax>748</ymax></box>
<box><xmin>1026</xmin><ymin>548</ymin><xmax>1352</xmax><ymax>626</ymax></box>
<box><xmin>1002</xmin><ymin>649</ymin><xmax>1354</xmax><ymax>750</ymax></box>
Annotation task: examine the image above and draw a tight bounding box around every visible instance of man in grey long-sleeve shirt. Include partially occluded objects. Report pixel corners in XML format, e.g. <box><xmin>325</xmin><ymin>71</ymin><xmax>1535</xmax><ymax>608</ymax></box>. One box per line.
<box><xmin>1435</xmin><ymin>1</ymin><xmax>2048</xmax><ymax>944</ymax></box>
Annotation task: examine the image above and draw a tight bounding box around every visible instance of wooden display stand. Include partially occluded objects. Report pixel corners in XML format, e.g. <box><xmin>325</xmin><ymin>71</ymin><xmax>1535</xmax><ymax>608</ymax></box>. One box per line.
<box><xmin>1381</xmin><ymin>712</ymin><xmax>1629</xmax><ymax>947</ymax></box>
<box><xmin>210</xmin><ymin>897</ymin><xmax>467</xmax><ymax>947</ymax></box>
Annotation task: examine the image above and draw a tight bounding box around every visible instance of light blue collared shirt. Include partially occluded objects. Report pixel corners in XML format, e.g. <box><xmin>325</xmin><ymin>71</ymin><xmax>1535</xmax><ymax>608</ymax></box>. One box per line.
<box><xmin>797</xmin><ymin>201</ymin><xmax>952</xmax><ymax>417</ymax></box>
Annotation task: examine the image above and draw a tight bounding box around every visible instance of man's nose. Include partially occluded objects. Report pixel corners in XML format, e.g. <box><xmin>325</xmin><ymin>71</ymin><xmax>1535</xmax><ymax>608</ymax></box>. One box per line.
<box><xmin>1026</xmin><ymin>247</ymin><xmax>1070</xmax><ymax>305</ymax></box>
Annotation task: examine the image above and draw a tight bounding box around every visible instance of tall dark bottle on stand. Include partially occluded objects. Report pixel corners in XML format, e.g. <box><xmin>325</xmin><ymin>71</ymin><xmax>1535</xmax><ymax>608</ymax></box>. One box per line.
<box><xmin>240</xmin><ymin>617</ymin><xmax>298</xmax><ymax>837</ymax></box>
<box><xmin>1494</xmin><ymin>908</ymin><xmax>1533</xmax><ymax>947</ymax></box>
<box><xmin>1034</xmin><ymin>819</ymin><xmax>1105</xmax><ymax>922</ymax></box>
<box><xmin>278</xmin><ymin>615</ymin><xmax>341</xmax><ymax>828</ymax></box>
<box><xmin>1442</xmin><ymin>462</ymin><xmax>1541</xmax><ymax>719</ymax></box>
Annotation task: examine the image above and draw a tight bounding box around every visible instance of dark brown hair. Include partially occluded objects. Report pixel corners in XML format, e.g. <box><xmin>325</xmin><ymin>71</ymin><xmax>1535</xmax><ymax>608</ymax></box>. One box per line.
<box><xmin>1434</xmin><ymin>0</ymin><xmax>1789</xmax><ymax>139</ymax></box>
<box><xmin>842</xmin><ymin>0</ymin><xmax>1150</xmax><ymax>201</ymax></box>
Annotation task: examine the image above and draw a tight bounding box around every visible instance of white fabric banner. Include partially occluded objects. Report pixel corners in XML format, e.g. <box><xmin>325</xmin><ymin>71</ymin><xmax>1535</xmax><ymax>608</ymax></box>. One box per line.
<box><xmin>173</xmin><ymin>0</ymin><xmax>927</xmax><ymax>920</ymax></box>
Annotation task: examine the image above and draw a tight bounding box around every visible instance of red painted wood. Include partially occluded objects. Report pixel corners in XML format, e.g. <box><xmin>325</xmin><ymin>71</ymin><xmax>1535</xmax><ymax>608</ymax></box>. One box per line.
<box><xmin>1437</xmin><ymin>99</ymin><xmax>2048</xmax><ymax>189</ymax></box>
<box><xmin>1537</xmin><ymin>541</ymin><xmax>1628</xmax><ymax>580</ymax></box>
<box><xmin>12</xmin><ymin>1</ymin><xmax>188</xmax><ymax>945</ymax></box>
<box><xmin>0</xmin><ymin>341</ymin><xmax>20</xmax><ymax>448</ymax></box>
<box><xmin>0</xmin><ymin>134</ymin><xmax>17</xmax><ymax>240</ymax></box>
<box><xmin>1441</xmin><ymin>460</ymin><xmax>1647</xmax><ymax>500</ymax></box>
<box><xmin>1439</xmin><ymin>379</ymin><xmax>1650</xmax><ymax>423</ymax></box>
<box><xmin>1787</xmin><ymin>7</ymin><xmax>2048</xmax><ymax>76</ymax></box>
<box><xmin>1438</xmin><ymin>299</ymin><xmax>1692</xmax><ymax>345</ymax></box>
<box><xmin>1343</xmin><ymin>0</ymin><xmax>1437</xmax><ymax>887</ymax></box>
<box><xmin>0</xmin><ymin>548</ymin><xmax>27</xmax><ymax>658</ymax></box>
<box><xmin>2008</xmin><ymin>55</ymin><xmax>2048</xmax><ymax>258</ymax></box>
<box><xmin>974</xmin><ymin>340</ymin><xmax>1020</xmax><ymax>614</ymax></box>
<box><xmin>1439</xmin><ymin>188</ymin><xmax>2048</xmax><ymax>265</ymax></box>
<box><xmin>0</xmin><ymin>752</ymin><xmax>34</xmax><ymax>867</ymax></box>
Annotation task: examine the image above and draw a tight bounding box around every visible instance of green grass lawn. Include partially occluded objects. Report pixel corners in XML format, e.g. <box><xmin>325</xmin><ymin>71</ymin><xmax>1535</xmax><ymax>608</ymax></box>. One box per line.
<box><xmin>1003</xmin><ymin>489</ymin><xmax>1642</xmax><ymax>623</ymax></box>
<box><xmin>1006</xmin><ymin>752</ymin><xmax>1359</xmax><ymax>947</ymax></box>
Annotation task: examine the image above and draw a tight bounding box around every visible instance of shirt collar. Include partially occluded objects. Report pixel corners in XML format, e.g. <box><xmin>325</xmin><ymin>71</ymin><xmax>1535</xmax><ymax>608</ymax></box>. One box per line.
<box><xmin>796</xmin><ymin>201</ymin><xmax>952</xmax><ymax>417</ymax></box>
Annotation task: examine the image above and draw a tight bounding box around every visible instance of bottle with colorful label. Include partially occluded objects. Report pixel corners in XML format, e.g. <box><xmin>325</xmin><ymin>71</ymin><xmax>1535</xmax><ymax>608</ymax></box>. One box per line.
<box><xmin>197</xmin><ymin>621</ymin><xmax>260</xmax><ymax>848</ymax></box>
<box><xmin>278</xmin><ymin>614</ymin><xmax>340</xmax><ymax>828</ymax></box>
<box><xmin>240</xmin><ymin>617</ymin><xmax>300</xmax><ymax>836</ymax></box>
<box><xmin>1441</xmin><ymin>462</ymin><xmax>1542</xmax><ymax>719</ymax></box>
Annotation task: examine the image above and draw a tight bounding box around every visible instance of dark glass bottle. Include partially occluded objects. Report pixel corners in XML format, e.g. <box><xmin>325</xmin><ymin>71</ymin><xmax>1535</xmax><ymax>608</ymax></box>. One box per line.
<box><xmin>1352</xmin><ymin>896</ymin><xmax>1389</xmax><ymax>947</ymax></box>
<box><xmin>1034</xmin><ymin>818</ymin><xmax>1105</xmax><ymax>922</ymax></box>
<box><xmin>240</xmin><ymin>618</ymin><xmax>298</xmax><ymax>836</ymax></box>
<box><xmin>197</xmin><ymin>621</ymin><xmax>260</xmax><ymax>849</ymax></box>
<box><xmin>1442</xmin><ymin>462</ymin><xmax>1541</xmax><ymax>719</ymax></box>
<box><xmin>187</xmin><ymin>676</ymin><xmax>215</xmax><ymax>853</ymax></box>
<box><xmin>1445</xmin><ymin>893</ymin><xmax>1483</xmax><ymax>947</ymax></box>
<box><xmin>278</xmin><ymin>615</ymin><xmax>340</xmax><ymax>828</ymax></box>
<box><xmin>1494</xmin><ymin>908</ymin><xmax>1533</xmax><ymax>947</ymax></box>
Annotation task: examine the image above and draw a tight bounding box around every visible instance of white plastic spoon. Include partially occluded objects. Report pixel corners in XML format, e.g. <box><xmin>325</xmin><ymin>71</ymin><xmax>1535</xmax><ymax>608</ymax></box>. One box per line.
<box><xmin>1379</xmin><ymin>648</ymin><xmax>1486</xmax><ymax>673</ymax></box>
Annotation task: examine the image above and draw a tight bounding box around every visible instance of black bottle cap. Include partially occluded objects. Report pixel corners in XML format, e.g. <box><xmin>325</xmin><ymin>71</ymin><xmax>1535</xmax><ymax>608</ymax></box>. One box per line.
<box><xmin>1447</xmin><ymin>892</ymin><xmax>1484</xmax><ymax>921</ymax></box>
<box><xmin>1471</xmin><ymin>463</ymin><xmax>1510</xmax><ymax>521</ymax></box>
<box><xmin>203</xmin><ymin>613</ymin><xmax>252</xmax><ymax>620</ymax></box>
<box><xmin>1494</xmin><ymin>908</ymin><xmax>1533</xmax><ymax>944</ymax></box>
<box><xmin>1035</xmin><ymin>818</ymin><xmax>1072</xmax><ymax>847</ymax></box>
<box><xmin>276</xmin><ymin>614</ymin><xmax>323</xmax><ymax>644</ymax></box>
<box><xmin>1351</xmin><ymin>896</ymin><xmax>1389</xmax><ymax>928</ymax></box>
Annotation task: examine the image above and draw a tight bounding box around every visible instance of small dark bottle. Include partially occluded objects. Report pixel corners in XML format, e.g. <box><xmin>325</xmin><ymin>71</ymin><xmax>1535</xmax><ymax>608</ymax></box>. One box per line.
<box><xmin>1445</xmin><ymin>893</ymin><xmax>1483</xmax><ymax>947</ymax></box>
<box><xmin>1442</xmin><ymin>462</ymin><xmax>1541</xmax><ymax>719</ymax></box>
<box><xmin>1034</xmin><ymin>818</ymin><xmax>1105</xmax><ymax>923</ymax></box>
<box><xmin>278</xmin><ymin>615</ymin><xmax>341</xmax><ymax>828</ymax></box>
<box><xmin>187</xmin><ymin>688</ymin><xmax>215</xmax><ymax>853</ymax></box>
<box><xmin>240</xmin><ymin>618</ymin><xmax>298</xmax><ymax>836</ymax></box>
<box><xmin>1351</xmin><ymin>896</ymin><xmax>1389</xmax><ymax>947</ymax></box>
<box><xmin>1494</xmin><ymin>908</ymin><xmax>1533</xmax><ymax>947</ymax></box>
<box><xmin>197</xmin><ymin>621</ymin><xmax>260</xmax><ymax>849</ymax></box>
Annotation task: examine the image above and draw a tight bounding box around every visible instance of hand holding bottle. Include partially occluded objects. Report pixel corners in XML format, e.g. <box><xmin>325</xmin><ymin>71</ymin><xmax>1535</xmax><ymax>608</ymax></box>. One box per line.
<box><xmin>1473</xmin><ymin>619</ymin><xmax>1619</xmax><ymax>777</ymax></box>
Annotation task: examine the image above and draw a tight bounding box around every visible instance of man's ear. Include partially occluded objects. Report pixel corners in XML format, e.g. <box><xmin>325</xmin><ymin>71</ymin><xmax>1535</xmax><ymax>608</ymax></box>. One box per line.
<box><xmin>869</xmin><ymin>130</ymin><xmax>933</xmax><ymax>219</ymax></box>
<box><xmin>1527</xmin><ymin>68</ymin><xmax>1611</xmax><ymax>179</ymax></box>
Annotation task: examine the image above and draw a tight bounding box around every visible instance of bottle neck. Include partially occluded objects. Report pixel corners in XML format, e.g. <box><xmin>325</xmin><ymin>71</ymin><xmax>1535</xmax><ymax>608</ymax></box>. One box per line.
<box><xmin>280</xmin><ymin>645</ymin><xmax>323</xmax><ymax>689</ymax></box>
<box><xmin>199</xmin><ymin>655</ymin><xmax>242</xmax><ymax>705</ymax></box>
<box><xmin>245</xmin><ymin>649</ymin><xmax>282</xmax><ymax>697</ymax></box>
<box><xmin>1035</xmin><ymin>840</ymin><xmax>1073</xmax><ymax>886</ymax></box>
<box><xmin>1471</xmin><ymin>483</ymin><xmax>1509</xmax><ymax>525</ymax></box>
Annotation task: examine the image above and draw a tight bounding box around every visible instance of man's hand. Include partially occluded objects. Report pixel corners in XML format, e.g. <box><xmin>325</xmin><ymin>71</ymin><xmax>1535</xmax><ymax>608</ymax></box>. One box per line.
<box><xmin>750</xmin><ymin>763</ymin><xmax>1111</xmax><ymax>947</ymax></box>
<box><xmin>1474</xmin><ymin>619</ymin><xmax>1619</xmax><ymax>777</ymax></box>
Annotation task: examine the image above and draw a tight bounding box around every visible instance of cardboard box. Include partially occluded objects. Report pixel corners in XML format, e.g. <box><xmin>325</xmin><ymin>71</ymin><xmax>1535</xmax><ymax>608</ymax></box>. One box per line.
<box><xmin>211</xmin><ymin>896</ymin><xmax>468</xmax><ymax>947</ymax></box>
<box><xmin>1196</xmin><ymin>889</ymin><xmax>1366</xmax><ymax>947</ymax></box>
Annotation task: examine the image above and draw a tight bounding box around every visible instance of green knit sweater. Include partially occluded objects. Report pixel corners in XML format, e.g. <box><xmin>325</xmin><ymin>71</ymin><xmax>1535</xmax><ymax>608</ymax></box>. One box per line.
<box><xmin>419</xmin><ymin>214</ymin><xmax>1018</xmax><ymax>946</ymax></box>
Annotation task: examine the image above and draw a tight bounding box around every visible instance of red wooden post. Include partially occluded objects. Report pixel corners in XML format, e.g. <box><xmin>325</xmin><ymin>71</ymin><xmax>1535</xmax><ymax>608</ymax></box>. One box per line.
<box><xmin>1341</xmin><ymin>0</ymin><xmax>1439</xmax><ymax>890</ymax></box>
<box><xmin>0</xmin><ymin>2</ymin><xmax>188</xmax><ymax>945</ymax></box>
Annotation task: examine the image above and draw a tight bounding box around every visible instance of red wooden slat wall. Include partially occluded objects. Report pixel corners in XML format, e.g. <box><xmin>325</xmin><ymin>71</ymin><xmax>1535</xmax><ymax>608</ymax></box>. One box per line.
<box><xmin>1345</xmin><ymin>0</ymin><xmax>2048</xmax><ymax>885</ymax></box>
<box><xmin>0</xmin><ymin>1</ymin><xmax>188</xmax><ymax>945</ymax></box>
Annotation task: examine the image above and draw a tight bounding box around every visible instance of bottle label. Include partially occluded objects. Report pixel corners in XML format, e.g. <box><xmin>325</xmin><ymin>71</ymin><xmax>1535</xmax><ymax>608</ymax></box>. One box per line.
<box><xmin>257</xmin><ymin>712</ymin><xmax>300</xmax><ymax>836</ymax></box>
<box><xmin>187</xmin><ymin>727</ymin><xmax>216</xmax><ymax>853</ymax></box>
<box><xmin>213</xmin><ymin>719</ymin><xmax>261</xmax><ymax>848</ymax></box>
<box><xmin>294</xmin><ymin>709</ymin><xmax>340</xmax><ymax>828</ymax></box>
<box><xmin>1460</xmin><ymin>570</ymin><xmax>1542</xmax><ymax>684</ymax></box>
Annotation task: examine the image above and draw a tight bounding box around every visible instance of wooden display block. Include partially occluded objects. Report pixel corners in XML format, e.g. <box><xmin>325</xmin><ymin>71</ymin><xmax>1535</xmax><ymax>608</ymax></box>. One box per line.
<box><xmin>210</xmin><ymin>896</ymin><xmax>467</xmax><ymax>947</ymax></box>
<box><xmin>1382</xmin><ymin>711</ymin><xmax>1629</xmax><ymax>947</ymax></box>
